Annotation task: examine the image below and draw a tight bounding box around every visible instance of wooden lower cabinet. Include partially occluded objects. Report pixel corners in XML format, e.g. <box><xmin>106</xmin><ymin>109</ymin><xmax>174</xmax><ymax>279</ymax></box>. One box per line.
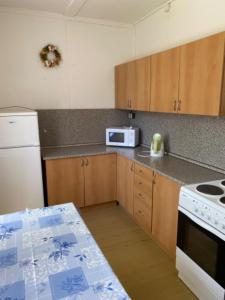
<box><xmin>46</xmin><ymin>153</ymin><xmax>181</xmax><ymax>260</ymax></box>
<box><xmin>152</xmin><ymin>173</ymin><xmax>181</xmax><ymax>258</ymax></box>
<box><xmin>45</xmin><ymin>157</ymin><xmax>84</xmax><ymax>208</ymax></box>
<box><xmin>116</xmin><ymin>155</ymin><xmax>134</xmax><ymax>215</ymax></box>
<box><xmin>45</xmin><ymin>154</ymin><xmax>116</xmax><ymax>208</ymax></box>
<box><xmin>85</xmin><ymin>154</ymin><xmax>117</xmax><ymax>206</ymax></box>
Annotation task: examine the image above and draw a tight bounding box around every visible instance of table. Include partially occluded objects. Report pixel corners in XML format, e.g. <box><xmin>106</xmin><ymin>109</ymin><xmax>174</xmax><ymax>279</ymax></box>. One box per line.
<box><xmin>0</xmin><ymin>203</ymin><xmax>130</xmax><ymax>300</ymax></box>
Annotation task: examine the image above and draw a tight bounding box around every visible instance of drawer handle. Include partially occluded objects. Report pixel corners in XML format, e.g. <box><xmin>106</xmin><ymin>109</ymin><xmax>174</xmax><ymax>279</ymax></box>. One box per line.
<box><xmin>139</xmin><ymin>170</ymin><xmax>143</xmax><ymax>173</ymax></box>
<box><xmin>138</xmin><ymin>210</ymin><xmax>142</xmax><ymax>214</ymax></box>
<box><xmin>138</xmin><ymin>181</ymin><xmax>142</xmax><ymax>185</ymax></box>
<box><xmin>138</xmin><ymin>193</ymin><xmax>143</xmax><ymax>198</ymax></box>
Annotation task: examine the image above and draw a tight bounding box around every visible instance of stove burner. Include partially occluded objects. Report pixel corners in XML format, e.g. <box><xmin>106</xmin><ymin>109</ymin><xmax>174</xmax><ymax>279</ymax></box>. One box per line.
<box><xmin>196</xmin><ymin>184</ymin><xmax>224</xmax><ymax>196</ymax></box>
<box><xmin>219</xmin><ymin>197</ymin><xmax>225</xmax><ymax>204</ymax></box>
<box><xmin>221</xmin><ymin>180</ymin><xmax>225</xmax><ymax>186</ymax></box>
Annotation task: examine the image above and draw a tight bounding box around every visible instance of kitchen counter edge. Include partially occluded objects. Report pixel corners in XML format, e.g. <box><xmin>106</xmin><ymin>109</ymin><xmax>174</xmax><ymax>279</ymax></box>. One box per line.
<box><xmin>41</xmin><ymin>144</ymin><xmax>225</xmax><ymax>185</ymax></box>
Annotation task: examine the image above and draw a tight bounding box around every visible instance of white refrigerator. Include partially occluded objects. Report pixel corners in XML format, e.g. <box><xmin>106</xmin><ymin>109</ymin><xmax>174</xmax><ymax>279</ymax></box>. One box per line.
<box><xmin>0</xmin><ymin>107</ymin><xmax>44</xmax><ymax>214</ymax></box>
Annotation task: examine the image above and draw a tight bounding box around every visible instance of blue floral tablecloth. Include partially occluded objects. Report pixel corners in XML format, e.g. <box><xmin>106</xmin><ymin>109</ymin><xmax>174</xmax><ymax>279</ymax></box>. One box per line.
<box><xmin>0</xmin><ymin>203</ymin><xmax>130</xmax><ymax>300</ymax></box>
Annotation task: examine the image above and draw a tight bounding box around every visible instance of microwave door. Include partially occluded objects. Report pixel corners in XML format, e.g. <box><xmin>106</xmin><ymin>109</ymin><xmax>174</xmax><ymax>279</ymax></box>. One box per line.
<box><xmin>109</xmin><ymin>132</ymin><xmax>125</xmax><ymax>144</ymax></box>
<box><xmin>177</xmin><ymin>209</ymin><xmax>225</xmax><ymax>289</ymax></box>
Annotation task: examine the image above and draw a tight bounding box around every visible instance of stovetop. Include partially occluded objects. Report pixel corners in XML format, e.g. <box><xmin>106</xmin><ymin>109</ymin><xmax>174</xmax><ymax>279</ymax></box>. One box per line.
<box><xmin>180</xmin><ymin>179</ymin><xmax>225</xmax><ymax>236</ymax></box>
<box><xmin>183</xmin><ymin>179</ymin><xmax>225</xmax><ymax>209</ymax></box>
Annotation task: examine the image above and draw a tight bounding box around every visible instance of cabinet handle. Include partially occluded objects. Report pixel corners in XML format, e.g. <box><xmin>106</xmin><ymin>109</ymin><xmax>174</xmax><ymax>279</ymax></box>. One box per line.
<box><xmin>85</xmin><ymin>158</ymin><xmax>89</xmax><ymax>166</ymax></box>
<box><xmin>138</xmin><ymin>181</ymin><xmax>142</xmax><ymax>185</ymax></box>
<box><xmin>177</xmin><ymin>100</ymin><xmax>181</xmax><ymax>112</ymax></box>
<box><xmin>130</xmin><ymin>162</ymin><xmax>134</xmax><ymax>171</ymax></box>
<box><xmin>152</xmin><ymin>173</ymin><xmax>156</xmax><ymax>185</ymax></box>
<box><xmin>81</xmin><ymin>159</ymin><xmax>84</xmax><ymax>167</ymax></box>
<box><xmin>138</xmin><ymin>210</ymin><xmax>142</xmax><ymax>214</ymax></box>
<box><xmin>173</xmin><ymin>100</ymin><xmax>177</xmax><ymax>112</ymax></box>
<box><xmin>138</xmin><ymin>193</ymin><xmax>143</xmax><ymax>198</ymax></box>
<box><xmin>127</xmin><ymin>99</ymin><xmax>130</xmax><ymax>108</ymax></box>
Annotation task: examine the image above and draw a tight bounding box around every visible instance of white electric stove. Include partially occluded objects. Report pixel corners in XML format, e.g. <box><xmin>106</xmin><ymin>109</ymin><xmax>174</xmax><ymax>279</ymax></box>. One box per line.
<box><xmin>176</xmin><ymin>179</ymin><xmax>225</xmax><ymax>300</ymax></box>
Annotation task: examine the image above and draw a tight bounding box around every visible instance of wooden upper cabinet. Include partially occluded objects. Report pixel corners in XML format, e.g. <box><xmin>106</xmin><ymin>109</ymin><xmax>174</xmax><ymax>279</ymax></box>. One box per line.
<box><xmin>134</xmin><ymin>57</ymin><xmax>151</xmax><ymax>111</ymax></box>
<box><xmin>115</xmin><ymin>61</ymin><xmax>135</xmax><ymax>110</ymax></box>
<box><xmin>152</xmin><ymin>173</ymin><xmax>180</xmax><ymax>259</ymax></box>
<box><xmin>179</xmin><ymin>32</ymin><xmax>225</xmax><ymax>116</ymax></box>
<box><xmin>46</xmin><ymin>157</ymin><xmax>85</xmax><ymax>208</ymax></box>
<box><xmin>115</xmin><ymin>58</ymin><xmax>150</xmax><ymax>111</ymax></box>
<box><xmin>85</xmin><ymin>154</ymin><xmax>117</xmax><ymax>206</ymax></box>
<box><xmin>115</xmin><ymin>63</ymin><xmax>127</xmax><ymax>109</ymax></box>
<box><xmin>126</xmin><ymin>61</ymin><xmax>136</xmax><ymax>109</ymax></box>
<box><xmin>116</xmin><ymin>155</ymin><xmax>134</xmax><ymax>215</ymax></box>
<box><xmin>150</xmin><ymin>47</ymin><xmax>180</xmax><ymax>113</ymax></box>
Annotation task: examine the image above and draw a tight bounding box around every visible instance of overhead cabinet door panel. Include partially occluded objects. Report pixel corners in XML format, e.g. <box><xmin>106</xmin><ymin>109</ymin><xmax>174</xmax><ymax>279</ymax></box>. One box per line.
<box><xmin>150</xmin><ymin>47</ymin><xmax>180</xmax><ymax>113</ymax></box>
<box><xmin>115</xmin><ymin>64</ymin><xmax>126</xmax><ymax>109</ymax></box>
<box><xmin>125</xmin><ymin>61</ymin><xmax>136</xmax><ymax>109</ymax></box>
<box><xmin>134</xmin><ymin>57</ymin><xmax>151</xmax><ymax>111</ymax></box>
<box><xmin>179</xmin><ymin>32</ymin><xmax>225</xmax><ymax>115</ymax></box>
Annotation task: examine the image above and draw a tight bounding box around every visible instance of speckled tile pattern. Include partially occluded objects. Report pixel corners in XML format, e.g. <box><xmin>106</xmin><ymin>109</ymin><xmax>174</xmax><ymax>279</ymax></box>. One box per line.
<box><xmin>38</xmin><ymin>109</ymin><xmax>128</xmax><ymax>147</ymax></box>
<box><xmin>42</xmin><ymin>144</ymin><xmax>225</xmax><ymax>185</ymax></box>
<box><xmin>130</xmin><ymin>112</ymin><xmax>225</xmax><ymax>171</ymax></box>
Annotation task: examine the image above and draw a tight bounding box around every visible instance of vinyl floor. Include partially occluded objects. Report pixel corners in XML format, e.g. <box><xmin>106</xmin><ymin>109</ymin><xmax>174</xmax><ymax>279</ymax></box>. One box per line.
<box><xmin>81</xmin><ymin>202</ymin><xmax>197</xmax><ymax>300</ymax></box>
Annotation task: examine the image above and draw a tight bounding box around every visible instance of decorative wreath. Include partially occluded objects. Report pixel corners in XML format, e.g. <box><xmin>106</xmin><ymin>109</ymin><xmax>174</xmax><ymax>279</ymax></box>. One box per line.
<box><xmin>40</xmin><ymin>44</ymin><xmax>62</xmax><ymax>68</ymax></box>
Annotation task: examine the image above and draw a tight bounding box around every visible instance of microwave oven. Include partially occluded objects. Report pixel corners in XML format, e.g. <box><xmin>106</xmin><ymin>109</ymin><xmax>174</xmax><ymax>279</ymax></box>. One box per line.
<box><xmin>106</xmin><ymin>127</ymin><xmax>139</xmax><ymax>147</ymax></box>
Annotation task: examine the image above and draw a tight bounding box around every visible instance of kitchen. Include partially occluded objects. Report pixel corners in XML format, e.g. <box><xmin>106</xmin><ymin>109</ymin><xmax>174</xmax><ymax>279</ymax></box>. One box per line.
<box><xmin>1</xmin><ymin>0</ymin><xmax>225</xmax><ymax>299</ymax></box>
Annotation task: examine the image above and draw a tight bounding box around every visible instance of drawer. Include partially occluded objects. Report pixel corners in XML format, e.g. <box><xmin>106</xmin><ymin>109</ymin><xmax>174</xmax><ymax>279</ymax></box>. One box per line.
<box><xmin>134</xmin><ymin>174</ymin><xmax>152</xmax><ymax>195</ymax></box>
<box><xmin>134</xmin><ymin>198</ymin><xmax>147</xmax><ymax>231</ymax></box>
<box><xmin>135</xmin><ymin>163</ymin><xmax>153</xmax><ymax>181</ymax></box>
<box><xmin>134</xmin><ymin>187</ymin><xmax>152</xmax><ymax>208</ymax></box>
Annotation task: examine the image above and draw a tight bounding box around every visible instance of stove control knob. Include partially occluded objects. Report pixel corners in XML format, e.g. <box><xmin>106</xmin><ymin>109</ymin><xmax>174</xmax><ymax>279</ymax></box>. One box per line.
<box><xmin>214</xmin><ymin>220</ymin><xmax>219</xmax><ymax>225</ymax></box>
<box><xmin>194</xmin><ymin>208</ymin><xmax>199</xmax><ymax>213</ymax></box>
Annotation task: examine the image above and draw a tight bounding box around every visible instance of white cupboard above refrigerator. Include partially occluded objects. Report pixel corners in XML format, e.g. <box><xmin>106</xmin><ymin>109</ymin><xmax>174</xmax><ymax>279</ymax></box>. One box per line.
<box><xmin>0</xmin><ymin>107</ymin><xmax>44</xmax><ymax>214</ymax></box>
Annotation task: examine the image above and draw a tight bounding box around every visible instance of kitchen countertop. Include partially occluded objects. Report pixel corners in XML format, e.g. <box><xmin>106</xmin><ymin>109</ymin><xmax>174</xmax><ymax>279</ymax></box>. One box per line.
<box><xmin>42</xmin><ymin>144</ymin><xmax>225</xmax><ymax>185</ymax></box>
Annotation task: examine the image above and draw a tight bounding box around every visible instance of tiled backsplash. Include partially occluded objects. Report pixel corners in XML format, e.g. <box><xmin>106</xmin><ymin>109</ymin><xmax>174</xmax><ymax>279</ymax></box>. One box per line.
<box><xmin>38</xmin><ymin>109</ymin><xmax>128</xmax><ymax>147</ymax></box>
<box><xmin>130</xmin><ymin>111</ymin><xmax>225</xmax><ymax>171</ymax></box>
<box><xmin>38</xmin><ymin>108</ymin><xmax>225</xmax><ymax>171</ymax></box>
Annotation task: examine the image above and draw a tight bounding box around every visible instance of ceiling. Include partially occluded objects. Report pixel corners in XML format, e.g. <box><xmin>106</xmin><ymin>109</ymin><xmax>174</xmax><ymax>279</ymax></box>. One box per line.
<box><xmin>0</xmin><ymin>0</ymin><xmax>168</xmax><ymax>23</ymax></box>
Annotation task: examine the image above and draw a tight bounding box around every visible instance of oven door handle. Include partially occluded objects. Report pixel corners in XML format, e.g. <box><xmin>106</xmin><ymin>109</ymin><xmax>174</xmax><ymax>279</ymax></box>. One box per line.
<box><xmin>179</xmin><ymin>206</ymin><xmax>225</xmax><ymax>241</ymax></box>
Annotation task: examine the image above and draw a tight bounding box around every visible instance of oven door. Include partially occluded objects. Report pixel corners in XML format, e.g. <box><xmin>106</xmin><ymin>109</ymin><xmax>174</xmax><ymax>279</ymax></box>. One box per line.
<box><xmin>177</xmin><ymin>207</ymin><xmax>225</xmax><ymax>289</ymax></box>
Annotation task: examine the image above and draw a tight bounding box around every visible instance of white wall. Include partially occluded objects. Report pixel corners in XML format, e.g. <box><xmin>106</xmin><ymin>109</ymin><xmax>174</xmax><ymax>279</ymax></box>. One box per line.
<box><xmin>135</xmin><ymin>0</ymin><xmax>225</xmax><ymax>57</ymax></box>
<box><xmin>0</xmin><ymin>9</ymin><xmax>134</xmax><ymax>109</ymax></box>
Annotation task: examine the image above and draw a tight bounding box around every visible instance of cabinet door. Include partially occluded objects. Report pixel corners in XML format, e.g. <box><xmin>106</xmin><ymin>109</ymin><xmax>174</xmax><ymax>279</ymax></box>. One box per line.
<box><xmin>46</xmin><ymin>157</ymin><xmax>84</xmax><ymax>208</ymax></box>
<box><xmin>115</xmin><ymin>64</ymin><xmax>126</xmax><ymax>109</ymax></box>
<box><xmin>85</xmin><ymin>154</ymin><xmax>116</xmax><ymax>206</ymax></box>
<box><xmin>133</xmin><ymin>57</ymin><xmax>151</xmax><ymax>111</ymax></box>
<box><xmin>152</xmin><ymin>173</ymin><xmax>180</xmax><ymax>258</ymax></box>
<box><xmin>117</xmin><ymin>155</ymin><xmax>134</xmax><ymax>215</ymax></box>
<box><xmin>126</xmin><ymin>61</ymin><xmax>136</xmax><ymax>110</ymax></box>
<box><xmin>150</xmin><ymin>47</ymin><xmax>180</xmax><ymax>113</ymax></box>
<box><xmin>115</xmin><ymin>61</ymin><xmax>135</xmax><ymax>110</ymax></box>
<box><xmin>179</xmin><ymin>32</ymin><xmax>225</xmax><ymax>115</ymax></box>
